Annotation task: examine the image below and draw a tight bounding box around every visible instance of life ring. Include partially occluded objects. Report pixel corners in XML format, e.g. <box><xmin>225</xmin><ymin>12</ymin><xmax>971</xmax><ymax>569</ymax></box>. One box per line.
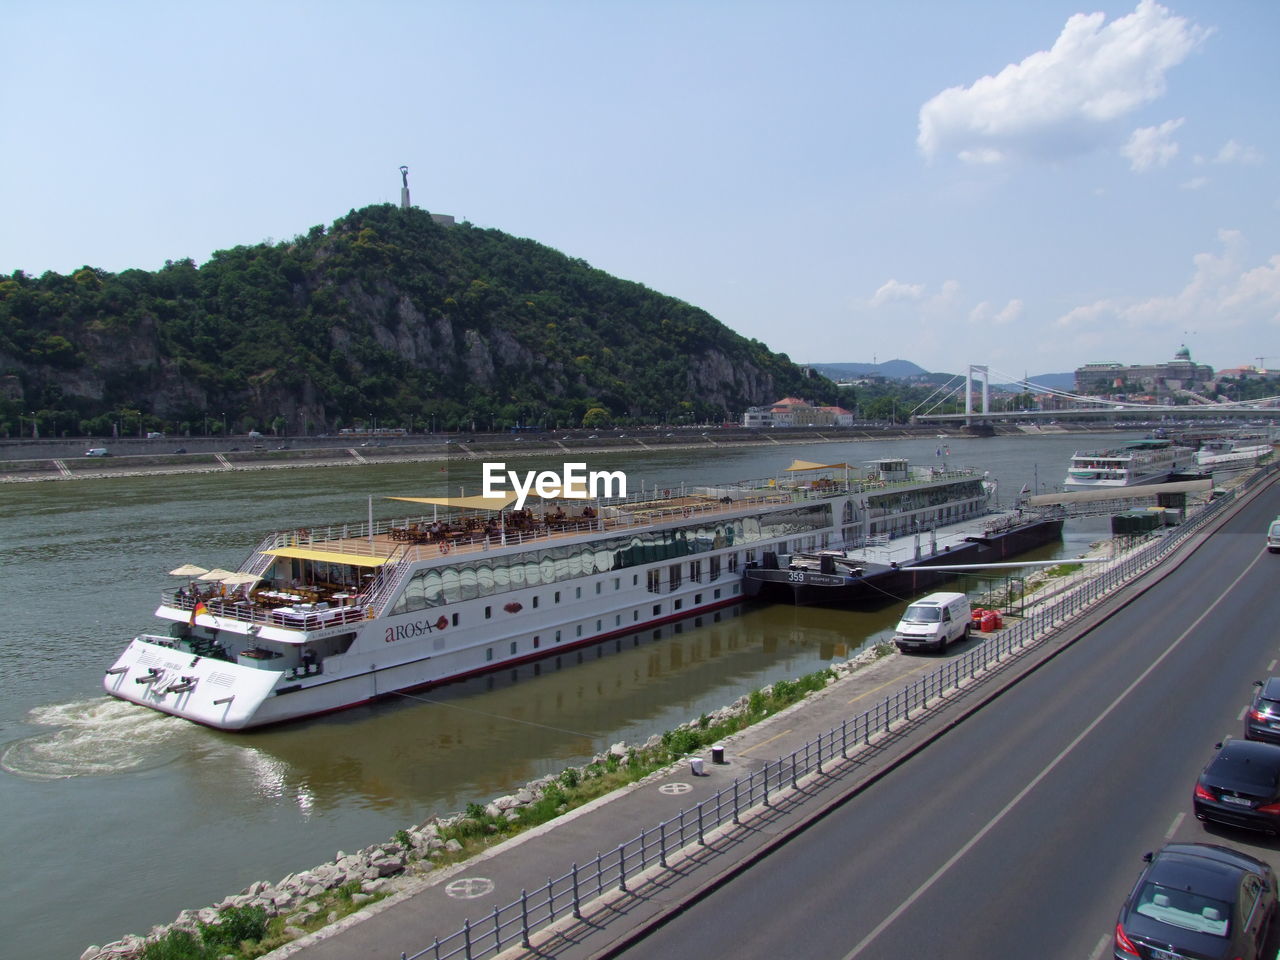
<box><xmin>663</xmin><ymin>489</ymin><xmax>671</xmax><ymax>497</ymax></box>
<box><xmin>296</xmin><ymin>528</ymin><xmax>310</xmax><ymax>540</ymax></box>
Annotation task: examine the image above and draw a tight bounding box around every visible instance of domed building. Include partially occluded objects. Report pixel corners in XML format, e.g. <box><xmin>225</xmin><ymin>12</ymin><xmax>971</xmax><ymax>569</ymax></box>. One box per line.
<box><xmin>1074</xmin><ymin>346</ymin><xmax>1214</xmax><ymax>400</ymax></box>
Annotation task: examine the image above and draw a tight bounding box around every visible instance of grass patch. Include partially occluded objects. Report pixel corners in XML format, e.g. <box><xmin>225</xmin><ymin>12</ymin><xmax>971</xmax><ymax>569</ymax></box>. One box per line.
<box><xmin>431</xmin><ymin>665</ymin><xmax>839</xmax><ymax>862</ymax></box>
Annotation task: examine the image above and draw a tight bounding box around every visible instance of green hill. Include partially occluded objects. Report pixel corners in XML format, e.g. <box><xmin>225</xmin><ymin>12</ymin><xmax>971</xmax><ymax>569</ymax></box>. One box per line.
<box><xmin>0</xmin><ymin>205</ymin><xmax>829</xmax><ymax>437</ymax></box>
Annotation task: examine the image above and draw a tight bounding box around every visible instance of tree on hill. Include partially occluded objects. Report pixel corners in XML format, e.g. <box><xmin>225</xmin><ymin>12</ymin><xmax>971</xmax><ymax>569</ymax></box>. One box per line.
<box><xmin>0</xmin><ymin>205</ymin><xmax>827</xmax><ymax>437</ymax></box>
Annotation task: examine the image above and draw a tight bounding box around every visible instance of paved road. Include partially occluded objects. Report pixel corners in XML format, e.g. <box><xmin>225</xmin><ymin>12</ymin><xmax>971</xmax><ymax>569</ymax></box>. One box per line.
<box><xmin>604</xmin><ymin>484</ymin><xmax>1280</xmax><ymax>959</ymax></box>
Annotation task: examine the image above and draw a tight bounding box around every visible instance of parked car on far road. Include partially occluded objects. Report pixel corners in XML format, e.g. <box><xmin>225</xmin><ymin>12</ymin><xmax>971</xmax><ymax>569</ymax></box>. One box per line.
<box><xmin>1114</xmin><ymin>842</ymin><xmax>1275</xmax><ymax>960</ymax></box>
<box><xmin>1194</xmin><ymin>739</ymin><xmax>1280</xmax><ymax>835</ymax></box>
<box><xmin>1245</xmin><ymin>679</ymin><xmax>1280</xmax><ymax>744</ymax></box>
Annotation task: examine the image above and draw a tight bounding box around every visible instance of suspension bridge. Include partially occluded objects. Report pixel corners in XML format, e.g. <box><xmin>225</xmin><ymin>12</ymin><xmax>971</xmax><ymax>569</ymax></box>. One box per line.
<box><xmin>910</xmin><ymin>364</ymin><xmax>1280</xmax><ymax>426</ymax></box>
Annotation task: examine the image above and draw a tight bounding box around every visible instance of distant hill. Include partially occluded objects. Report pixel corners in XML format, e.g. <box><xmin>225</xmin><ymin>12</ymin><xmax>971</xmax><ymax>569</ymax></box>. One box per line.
<box><xmin>811</xmin><ymin>361</ymin><xmax>1075</xmax><ymax>392</ymax></box>
<box><xmin>0</xmin><ymin>204</ymin><xmax>830</xmax><ymax>435</ymax></box>
<box><xmin>808</xmin><ymin>360</ymin><xmax>929</xmax><ymax>380</ymax></box>
<box><xmin>1008</xmin><ymin>372</ymin><xmax>1074</xmax><ymax>391</ymax></box>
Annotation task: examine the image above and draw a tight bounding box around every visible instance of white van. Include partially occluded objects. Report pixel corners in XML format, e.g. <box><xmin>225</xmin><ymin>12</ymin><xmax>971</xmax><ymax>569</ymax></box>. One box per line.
<box><xmin>893</xmin><ymin>592</ymin><xmax>971</xmax><ymax>653</ymax></box>
<box><xmin>84</xmin><ymin>447</ymin><xmax>110</xmax><ymax>457</ymax></box>
<box><xmin>1268</xmin><ymin>518</ymin><xmax>1280</xmax><ymax>554</ymax></box>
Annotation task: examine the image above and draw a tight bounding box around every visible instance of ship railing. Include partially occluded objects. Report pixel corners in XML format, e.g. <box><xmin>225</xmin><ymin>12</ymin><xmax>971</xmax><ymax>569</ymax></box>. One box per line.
<box><xmin>163</xmin><ymin>591</ymin><xmax>369</xmax><ymax>630</ymax></box>
<box><xmin>397</xmin><ymin>459</ymin><xmax>1280</xmax><ymax>960</ymax></box>
<box><xmin>249</xmin><ymin>469</ymin><xmax>982</xmax><ymax>558</ymax></box>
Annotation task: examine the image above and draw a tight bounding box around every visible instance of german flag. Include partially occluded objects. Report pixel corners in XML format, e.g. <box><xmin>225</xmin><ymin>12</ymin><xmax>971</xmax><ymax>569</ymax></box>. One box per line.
<box><xmin>190</xmin><ymin>600</ymin><xmax>209</xmax><ymax>625</ymax></box>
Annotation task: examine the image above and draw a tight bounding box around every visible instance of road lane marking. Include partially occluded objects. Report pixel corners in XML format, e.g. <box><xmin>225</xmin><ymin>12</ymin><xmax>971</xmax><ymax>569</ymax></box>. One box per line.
<box><xmin>739</xmin><ymin>729</ymin><xmax>792</xmax><ymax>756</ymax></box>
<box><xmin>1164</xmin><ymin>811</ymin><xmax>1185</xmax><ymax>841</ymax></box>
<box><xmin>839</xmin><ymin>551</ymin><xmax>1267</xmax><ymax>960</ymax></box>
<box><xmin>847</xmin><ymin>665</ymin><xmax>931</xmax><ymax>706</ymax></box>
<box><xmin>1239</xmin><ymin>704</ymin><xmax>1249</xmax><ymax>721</ymax></box>
<box><xmin>1087</xmin><ymin>932</ymin><xmax>1111</xmax><ymax>960</ymax></box>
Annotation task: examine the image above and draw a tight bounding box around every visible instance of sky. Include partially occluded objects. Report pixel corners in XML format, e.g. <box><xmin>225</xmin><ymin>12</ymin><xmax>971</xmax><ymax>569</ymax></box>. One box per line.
<box><xmin>2</xmin><ymin>0</ymin><xmax>1278</xmax><ymax>381</ymax></box>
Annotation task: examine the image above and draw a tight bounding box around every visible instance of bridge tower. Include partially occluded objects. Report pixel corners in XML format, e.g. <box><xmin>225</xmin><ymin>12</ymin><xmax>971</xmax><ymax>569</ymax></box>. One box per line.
<box><xmin>965</xmin><ymin>365</ymin><xmax>990</xmax><ymax>425</ymax></box>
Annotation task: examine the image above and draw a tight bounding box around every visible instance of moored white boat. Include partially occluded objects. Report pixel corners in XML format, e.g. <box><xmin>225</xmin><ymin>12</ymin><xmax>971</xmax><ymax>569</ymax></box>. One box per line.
<box><xmin>1195</xmin><ymin>436</ymin><xmax>1273</xmax><ymax>469</ymax></box>
<box><xmin>1063</xmin><ymin>439</ymin><xmax>1195</xmax><ymax>489</ymax></box>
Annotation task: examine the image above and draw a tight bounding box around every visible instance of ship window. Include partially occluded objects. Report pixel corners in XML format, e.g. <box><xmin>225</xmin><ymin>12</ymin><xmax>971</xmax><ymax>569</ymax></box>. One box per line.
<box><xmin>714</xmin><ymin>589</ymin><xmax>721</xmax><ymax>599</ymax></box>
<box><xmin>695</xmin><ymin>593</ymin><xmax>702</xmax><ymax>604</ymax></box>
<box><xmin>458</xmin><ymin>567</ymin><xmax>479</xmax><ymax>600</ymax></box>
<box><xmin>510</xmin><ymin>642</ymin><xmax>517</xmax><ymax>655</ymax></box>
<box><xmin>616</xmin><ymin>615</ymin><xmax>621</xmax><ymax>626</ymax></box>
<box><xmin>614</xmin><ymin>577</ymin><xmax>620</xmax><ymax>590</ymax></box>
<box><xmin>646</xmin><ymin>570</ymin><xmax>661</xmax><ymax>594</ymax></box>
<box><xmin>576</xmin><ymin>624</ymin><xmax>583</xmax><ymax>637</ymax></box>
<box><xmin>653</xmin><ymin>604</ymin><xmax>661</xmax><ymax>616</ymax></box>
<box><xmin>554</xmin><ymin>591</ymin><xmax>560</xmax><ymax>603</ymax></box>
<box><xmin>533</xmin><ymin>636</ymin><xmax>540</xmax><ymax>648</ymax></box>
<box><xmin>486</xmin><ymin>647</ymin><xmax>493</xmax><ymax>661</ymax></box>
<box><xmin>532</xmin><ymin>595</ymin><xmax>539</xmax><ymax>609</ymax></box>
<box><xmin>674</xmin><ymin>599</ymin><xmax>683</xmax><ymax>611</ymax></box>
<box><xmin>555</xmin><ymin>630</ymin><xmax>562</xmax><ymax>642</ymax></box>
<box><xmin>452</xmin><ymin>613</ymin><xmax>458</xmax><ymax>626</ymax></box>
<box><xmin>668</xmin><ymin>564</ymin><xmax>682</xmax><ymax>590</ymax></box>
<box><xmin>710</xmin><ymin>556</ymin><xmax>721</xmax><ymax>580</ymax></box>
<box><xmin>596</xmin><ymin>619</ymin><xmax>602</xmax><ymax>631</ymax></box>
<box><xmin>633</xmin><ymin>610</ymin><xmax>639</xmax><ymax>621</ymax></box>
<box><xmin>485</xmin><ymin>606</ymin><xmax>491</xmax><ymax>619</ymax></box>
<box><xmin>596</xmin><ymin>582</ymin><xmax>602</xmax><ymax>594</ymax></box>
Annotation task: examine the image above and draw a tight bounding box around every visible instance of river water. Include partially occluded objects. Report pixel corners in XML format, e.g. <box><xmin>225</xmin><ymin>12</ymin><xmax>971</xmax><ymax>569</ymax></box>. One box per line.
<box><xmin>1</xmin><ymin>432</ymin><xmax>1129</xmax><ymax>958</ymax></box>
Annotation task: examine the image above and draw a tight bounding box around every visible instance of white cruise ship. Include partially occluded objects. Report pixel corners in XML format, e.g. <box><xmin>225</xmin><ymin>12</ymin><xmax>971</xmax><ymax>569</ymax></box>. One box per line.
<box><xmin>1063</xmin><ymin>439</ymin><xmax>1195</xmax><ymax>489</ymax></box>
<box><xmin>102</xmin><ymin>459</ymin><xmax>1006</xmax><ymax>730</ymax></box>
<box><xmin>1195</xmin><ymin>435</ymin><xmax>1273</xmax><ymax>469</ymax></box>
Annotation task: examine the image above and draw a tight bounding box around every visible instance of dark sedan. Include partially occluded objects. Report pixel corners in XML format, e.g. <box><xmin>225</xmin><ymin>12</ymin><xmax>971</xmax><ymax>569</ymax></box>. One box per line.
<box><xmin>1114</xmin><ymin>842</ymin><xmax>1275</xmax><ymax>960</ymax></box>
<box><xmin>1194</xmin><ymin>739</ymin><xmax>1280</xmax><ymax>834</ymax></box>
<box><xmin>1244</xmin><ymin>678</ymin><xmax>1280</xmax><ymax>744</ymax></box>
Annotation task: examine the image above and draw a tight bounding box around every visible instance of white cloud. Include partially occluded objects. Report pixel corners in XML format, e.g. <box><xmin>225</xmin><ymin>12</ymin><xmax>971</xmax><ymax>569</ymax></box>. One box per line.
<box><xmin>918</xmin><ymin>1</ymin><xmax>1208</xmax><ymax>164</ymax></box>
<box><xmin>869</xmin><ymin>279</ymin><xmax>925</xmax><ymax>306</ymax></box>
<box><xmin>1122</xmin><ymin>118</ymin><xmax>1184</xmax><ymax>172</ymax></box>
<box><xmin>970</xmin><ymin>299</ymin><xmax>1025</xmax><ymax>327</ymax></box>
<box><xmin>1055</xmin><ymin>231</ymin><xmax>1280</xmax><ymax>342</ymax></box>
<box><xmin>1213</xmin><ymin>139</ymin><xmax>1263</xmax><ymax>165</ymax></box>
<box><xmin>1180</xmin><ymin>176</ymin><xmax>1208</xmax><ymax>190</ymax></box>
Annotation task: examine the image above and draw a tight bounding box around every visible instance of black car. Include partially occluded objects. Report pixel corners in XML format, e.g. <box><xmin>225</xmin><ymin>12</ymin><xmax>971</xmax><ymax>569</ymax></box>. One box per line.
<box><xmin>1194</xmin><ymin>739</ymin><xmax>1280</xmax><ymax>834</ymax></box>
<box><xmin>1245</xmin><ymin>678</ymin><xmax>1280</xmax><ymax>744</ymax></box>
<box><xmin>1114</xmin><ymin>842</ymin><xmax>1275</xmax><ymax>960</ymax></box>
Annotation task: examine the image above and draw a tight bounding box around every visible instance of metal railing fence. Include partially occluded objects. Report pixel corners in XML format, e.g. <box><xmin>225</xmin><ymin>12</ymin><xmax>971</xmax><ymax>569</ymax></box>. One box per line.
<box><xmin>402</xmin><ymin>465</ymin><xmax>1277</xmax><ymax>960</ymax></box>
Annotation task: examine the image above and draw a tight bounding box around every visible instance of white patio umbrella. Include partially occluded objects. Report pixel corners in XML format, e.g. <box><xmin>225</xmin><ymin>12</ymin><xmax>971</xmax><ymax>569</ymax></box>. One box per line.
<box><xmin>197</xmin><ymin>568</ymin><xmax>235</xmax><ymax>582</ymax></box>
<box><xmin>168</xmin><ymin>564</ymin><xmax>209</xmax><ymax>577</ymax></box>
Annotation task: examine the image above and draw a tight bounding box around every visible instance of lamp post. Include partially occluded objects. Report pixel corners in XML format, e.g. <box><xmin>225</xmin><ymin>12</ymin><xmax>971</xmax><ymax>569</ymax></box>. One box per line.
<box><xmin>222</xmin><ymin>412</ymin><xmax>227</xmax><ymax>438</ymax></box>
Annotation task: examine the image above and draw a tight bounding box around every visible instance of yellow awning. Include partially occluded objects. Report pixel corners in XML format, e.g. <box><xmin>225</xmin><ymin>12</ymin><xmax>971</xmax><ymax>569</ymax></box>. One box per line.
<box><xmin>784</xmin><ymin>460</ymin><xmax>852</xmax><ymax>472</ymax></box>
<box><xmin>388</xmin><ymin>494</ymin><xmax>518</xmax><ymax>511</ymax></box>
<box><xmin>263</xmin><ymin>547</ymin><xmax>391</xmax><ymax>567</ymax></box>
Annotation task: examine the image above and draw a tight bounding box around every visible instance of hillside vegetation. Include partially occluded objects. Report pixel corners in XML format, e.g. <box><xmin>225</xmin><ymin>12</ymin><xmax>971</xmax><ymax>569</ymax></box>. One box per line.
<box><xmin>0</xmin><ymin>205</ymin><xmax>829</xmax><ymax>437</ymax></box>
